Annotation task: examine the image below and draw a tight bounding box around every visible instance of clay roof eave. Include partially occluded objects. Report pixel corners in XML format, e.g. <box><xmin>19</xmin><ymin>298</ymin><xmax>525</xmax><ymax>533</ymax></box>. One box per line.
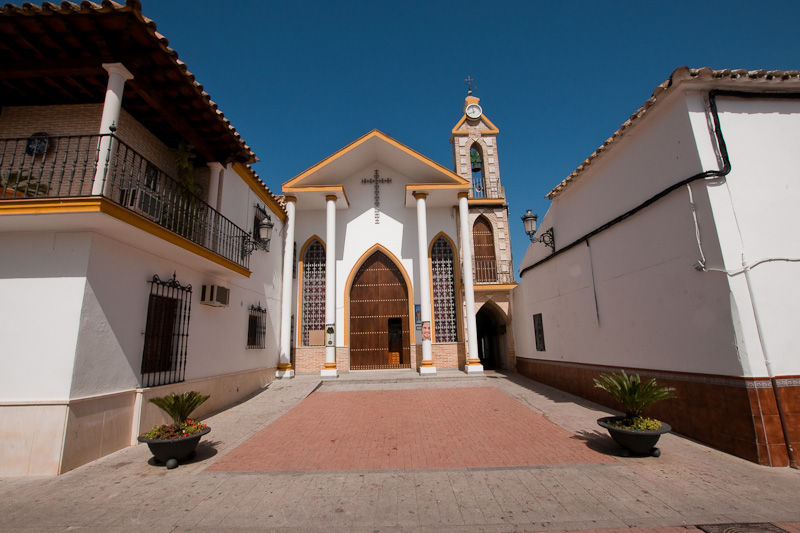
<box><xmin>0</xmin><ymin>0</ymin><xmax>257</xmax><ymax>165</ymax></box>
<box><xmin>546</xmin><ymin>67</ymin><xmax>800</xmax><ymax>200</ymax></box>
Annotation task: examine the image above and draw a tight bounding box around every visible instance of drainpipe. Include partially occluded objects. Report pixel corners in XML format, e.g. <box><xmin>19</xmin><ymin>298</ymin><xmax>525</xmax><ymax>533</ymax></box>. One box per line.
<box><xmin>742</xmin><ymin>253</ymin><xmax>797</xmax><ymax>469</ymax></box>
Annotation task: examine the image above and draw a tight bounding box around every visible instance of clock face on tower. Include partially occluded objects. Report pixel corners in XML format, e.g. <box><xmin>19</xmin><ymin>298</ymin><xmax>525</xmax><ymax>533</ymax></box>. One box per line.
<box><xmin>465</xmin><ymin>103</ymin><xmax>482</xmax><ymax>119</ymax></box>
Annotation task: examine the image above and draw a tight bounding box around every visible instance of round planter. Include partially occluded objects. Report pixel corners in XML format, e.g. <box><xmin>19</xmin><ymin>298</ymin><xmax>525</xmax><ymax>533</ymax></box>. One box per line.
<box><xmin>138</xmin><ymin>426</ymin><xmax>211</xmax><ymax>464</ymax></box>
<box><xmin>597</xmin><ymin>416</ymin><xmax>670</xmax><ymax>456</ymax></box>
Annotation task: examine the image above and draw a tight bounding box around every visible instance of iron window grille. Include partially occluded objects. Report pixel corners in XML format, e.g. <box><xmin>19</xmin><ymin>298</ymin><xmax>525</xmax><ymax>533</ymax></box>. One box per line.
<box><xmin>432</xmin><ymin>237</ymin><xmax>458</xmax><ymax>342</ymax></box>
<box><xmin>247</xmin><ymin>304</ymin><xmax>267</xmax><ymax>349</ymax></box>
<box><xmin>301</xmin><ymin>240</ymin><xmax>325</xmax><ymax>345</ymax></box>
<box><xmin>533</xmin><ymin>313</ymin><xmax>546</xmax><ymax>352</ymax></box>
<box><xmin>141</xmin><ymin>273</ymin><xmax>192</xmax><ymax>387</ymax></box>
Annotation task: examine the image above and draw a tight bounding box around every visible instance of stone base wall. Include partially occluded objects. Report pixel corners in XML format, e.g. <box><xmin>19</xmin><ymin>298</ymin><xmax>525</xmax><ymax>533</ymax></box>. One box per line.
<box><xmin>0</xmin><ymin>366</ymin><xmax>274</xmax><ymax>476</ymax></box>
<box><xmin>516</xmin><ymin>357</ymin><xmax>800</xmax><ymax>467</ymax></box>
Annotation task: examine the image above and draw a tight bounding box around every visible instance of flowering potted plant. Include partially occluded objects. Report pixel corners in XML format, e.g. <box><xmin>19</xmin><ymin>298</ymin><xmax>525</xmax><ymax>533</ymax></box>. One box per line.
<box><xmin>138</xmin><ymin>391</ymin><xmax>211</xmax><ymax>469</ymax></box>
<box><xmin>594</xmin><ymin>370</ymin><xmax>676</xmax><ymax>457</ymax></box>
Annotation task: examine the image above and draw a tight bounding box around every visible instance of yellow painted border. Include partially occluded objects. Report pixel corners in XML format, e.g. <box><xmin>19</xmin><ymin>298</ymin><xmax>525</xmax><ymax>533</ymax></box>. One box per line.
<box><xmin>0</xmin><ymin>197</ymin><xmax>250</xmax><ymax>278</ymax></box>
<box><xmin>0</xmin><ymin>197</ymin><xmax>103</xmax><ymax>215</ymax></box>
<box><xmin>232</xmin><ymin>162</ymin><xmax>287</xmax><ymax>222</ymax></box>
<box><xmin>295</xmin><ymin>235</ymin><xmax>326</xmax><ymax>347</ymax></box>
<box><xmin>427</xmin><ymin>232</ymin><xmax>463</xmax><ymax>344</ymax></box>
<box><xmin>450</xmin><ymin>114</ymin><xmax>500</xmax><ymax>135</ymax></box>
<box><xmin>474</xmin><ymin>283</ymin><xmax>518</xmax><ymax>291</ymax></box>
<box><xmin>405</xmin><ymin>183</ymin><xmax>468</xmax><ymax>193</ymax></box>
<box><xmin>1</xmin><ymin>197</ymin><xmax>251</xmax><ymax>277</ymax></box>
<box><xmin>467</xmin><ymin>198</ymin><xmax>506</xmax><ymax>206</ymax></box>
<box><xmin>283</xmin><ymin>130</ymin><xmax>469</xmax><ymax>189</ymax></box>
<box><xmin>281</xmin><ymin>185</ymin><xmax>351</xmax><ymax>207</ymax></box>
<box><xmin>343</xmin><ymin>244</ymin><xmax>414</xmax><ymax>349</ymax></box>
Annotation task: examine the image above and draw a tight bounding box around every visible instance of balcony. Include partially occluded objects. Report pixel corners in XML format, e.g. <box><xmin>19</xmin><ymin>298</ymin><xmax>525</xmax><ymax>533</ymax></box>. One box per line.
<box><xmin>473</xmin><ymin>259</ymin><xmax>514</xmax><ymax>285</ymax></box>
<box><xmin>0</xmin><ymin>133</ymin><xmax>251</xmax><ymax>269</ymax></box>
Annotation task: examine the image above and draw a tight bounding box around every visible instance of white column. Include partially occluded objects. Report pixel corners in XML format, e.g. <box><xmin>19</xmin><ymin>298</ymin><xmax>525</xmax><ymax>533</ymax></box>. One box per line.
<box><xmin>277</xmin><ymin>196</ymin><xmax>296</xmax><ymax>379</ymax></box>
<box><xmin>414</xmin><ymin>192</ymin><xmax>436</xmax><ymax>375</ymax></box>
<box><xmin>459</xmin><ymin>192</ymin><xmax>483</xmax><ymax>373</ymax></box>
<box><xmin>321</xmin><ymin>194</ymin><xmax>338</xmax><ymax>378</ymax></box>
<box><xmin>206</xmin><ymin>162</ymin><xmax>222</xmax><ymax>209</ymax></box>
<box><xmin>205</xmin><ymin>163</ymin><xmax>223</xmax><ymax>253</ymax></box>
<box><xmin>92</xmin><ymin>63</ymin><xmax>133</xmax><ymax>196</ymax></box>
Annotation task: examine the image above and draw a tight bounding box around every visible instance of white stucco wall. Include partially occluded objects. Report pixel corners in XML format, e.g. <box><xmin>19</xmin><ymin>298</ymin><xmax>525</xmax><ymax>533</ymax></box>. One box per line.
<box><xmin>516</xmin><ymin>88</ymin><xmax>800</xmax><ymax>380</ymax></box>
<box><xmin>291</xmin><ymin>163</ymin><xmax>460</xmax><ymax>347</ymax></box>
<box><xmin>0</xmin><ymin>232</ymin><xmax>90</xmax><ymax>401</ymax></box>
<box><xmin>696</xmin><ymin>95</ymin><xmax>800</xmax><ymax>377</ymax></box>
<box><xmin>514</xmin><ymin>89</ymin><xmax>745</xmax><ymax>377</ymax></box>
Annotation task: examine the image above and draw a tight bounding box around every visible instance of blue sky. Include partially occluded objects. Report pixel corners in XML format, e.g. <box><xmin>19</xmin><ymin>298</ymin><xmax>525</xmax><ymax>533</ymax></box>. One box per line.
<box><xmin>137</xmin><ymin>0</ymin><xmax>800</xmax><ymax>277</ymax></box>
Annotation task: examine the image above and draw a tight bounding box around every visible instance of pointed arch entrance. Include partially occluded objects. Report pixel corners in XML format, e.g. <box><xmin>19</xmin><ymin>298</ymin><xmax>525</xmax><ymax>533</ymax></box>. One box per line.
<box><xmin>349</xmin><ymin>249</ymin><xmax>411</xmax><ymax>370</ymax></box>
<box><xmin>476</xmin><ymin>302</ymin><xmax>508</xmax><ymax>370</ymax></box>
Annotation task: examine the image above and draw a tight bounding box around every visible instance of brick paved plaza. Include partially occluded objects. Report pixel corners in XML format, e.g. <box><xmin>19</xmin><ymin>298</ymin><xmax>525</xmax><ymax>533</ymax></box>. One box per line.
<box><xmin>1</xmin><ymin>372</ymin><xmax>799</xmax><ymax>532</ymax></box>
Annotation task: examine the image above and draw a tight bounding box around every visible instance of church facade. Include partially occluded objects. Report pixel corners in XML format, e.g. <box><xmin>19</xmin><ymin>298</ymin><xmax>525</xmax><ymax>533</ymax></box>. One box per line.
<box><xmin>276</xmin><ymin>93</ymin><xmax>516</xmax><ymax>376</ymax></box>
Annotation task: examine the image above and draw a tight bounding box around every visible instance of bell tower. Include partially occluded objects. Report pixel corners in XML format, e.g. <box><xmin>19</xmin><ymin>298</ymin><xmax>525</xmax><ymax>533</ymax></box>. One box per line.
<box><xmin>449</xmin><ymin>79</ymin><xmax>516</xmax><ymax>371</ymax></box>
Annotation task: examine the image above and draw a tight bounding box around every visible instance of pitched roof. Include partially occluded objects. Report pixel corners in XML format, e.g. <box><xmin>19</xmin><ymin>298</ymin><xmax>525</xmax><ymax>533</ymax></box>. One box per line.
<box><xmin>546</xmin><ymin>67</ymin><xmax>800</xmax><ymax>200</ymax></box>
<box><xmin>0</xmin><ymin>0</ymin><xmax>256</xmax><ymax>165</ymax></box>
<box><xmin>283</xmin><ymin>129</ymin><xmax>468</xmax><ymax>190</ymax></box>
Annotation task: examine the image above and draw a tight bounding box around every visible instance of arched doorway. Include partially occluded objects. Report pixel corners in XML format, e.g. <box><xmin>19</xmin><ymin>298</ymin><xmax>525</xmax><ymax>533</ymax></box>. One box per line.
<box><xmin>349</xmin><ymin>250</ymin><xmax>411</xmax><ymax>370</ymax></box>
<box><xmin>475</xmin><ymin>303</ymin><xmax>507</xmax><ymax>370</ymax></box>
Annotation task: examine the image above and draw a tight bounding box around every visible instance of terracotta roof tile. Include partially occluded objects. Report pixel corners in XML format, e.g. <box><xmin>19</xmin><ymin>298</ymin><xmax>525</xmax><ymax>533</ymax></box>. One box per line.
<box><xmin>546</xmin><ymin>67</ymin><xmax>800</xmax><ymax>199</ymax></box>
<box><xmin>1</xmin><ymin>0</ymin><xmax>258</xmax><ymax>164</ymax></box>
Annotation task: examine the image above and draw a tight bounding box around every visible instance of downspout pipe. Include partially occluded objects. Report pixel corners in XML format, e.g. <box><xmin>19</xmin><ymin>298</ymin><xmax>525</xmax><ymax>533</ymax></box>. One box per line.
<box><xmin>520</xmin><ymin>89</ymin><xmax>799</xmax><ymax>468</ymax></box>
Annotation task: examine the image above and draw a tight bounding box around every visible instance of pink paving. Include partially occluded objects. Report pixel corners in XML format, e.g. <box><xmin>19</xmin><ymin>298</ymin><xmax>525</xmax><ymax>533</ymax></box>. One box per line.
<box><xmin>207</xmin><ymin>386</ymin><xmax>613</xmax><ymax>472</ymax></box>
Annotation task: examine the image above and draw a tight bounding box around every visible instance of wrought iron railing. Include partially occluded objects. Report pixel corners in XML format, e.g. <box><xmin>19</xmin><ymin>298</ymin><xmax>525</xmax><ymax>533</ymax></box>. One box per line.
<box><xmin>474</xmin><ymin>259</ymin><xmax>498</xmax><ymax>283</ymax></box>
<box><xmin>472</xmin><ymin>259</ymin><xmax>514</xmax><ymax>284</ymax></box>
<box><xmin>0</xmin><ymin>134</ymin><xmax>250</xmax><ymax>269</ymax></box>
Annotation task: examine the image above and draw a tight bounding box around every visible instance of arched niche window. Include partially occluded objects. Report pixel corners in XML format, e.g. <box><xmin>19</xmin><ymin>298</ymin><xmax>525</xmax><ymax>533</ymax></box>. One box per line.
<box><xmin>301</xmin><ymin>239</ymin><xmax>325</xmax><ymax>346</ymax></box>
<box><xmin>431</xmin><ymin>236</ymin><xmax>458</xmax><ymax>343</ymax></box>
<box><xmin>473</xmin><ymin>216</ymin><xmax>497</xmax><ymax>283</ymax></box>
<box><xmin>470</xmin><ymin>143</ymin><xmax>485</xmax><ymax>198</ymax></box>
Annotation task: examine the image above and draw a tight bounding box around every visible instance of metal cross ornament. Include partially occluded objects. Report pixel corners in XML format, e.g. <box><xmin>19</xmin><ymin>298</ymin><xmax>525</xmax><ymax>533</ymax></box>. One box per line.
<box><xmin>362</xmin><ymin>169</ymin><xmax>391</xmax><ymax>223</ymax></box>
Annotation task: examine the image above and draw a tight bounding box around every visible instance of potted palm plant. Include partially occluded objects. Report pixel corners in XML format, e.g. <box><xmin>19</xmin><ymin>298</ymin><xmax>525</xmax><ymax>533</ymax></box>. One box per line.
<box><xmin>594</xmin><ymin>370</ymin><xmax>676</xmax><ymax>457</ymax></box>
<box><xmin>138</xmin><ymin>391</ymin><xmax>211</xmax><ymax>469</ymax></box>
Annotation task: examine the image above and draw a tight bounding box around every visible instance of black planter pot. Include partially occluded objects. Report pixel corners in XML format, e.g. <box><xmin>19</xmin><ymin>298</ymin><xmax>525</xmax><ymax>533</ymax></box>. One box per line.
<box><xmin>597</xmin><ymin>416</ymin><xmax>670</xmax><ymax>457</ymax></box>
<box><xmin>138</xmin><ymin>426</ymin><xmax>211</xmax><ymax>465</ymax></box>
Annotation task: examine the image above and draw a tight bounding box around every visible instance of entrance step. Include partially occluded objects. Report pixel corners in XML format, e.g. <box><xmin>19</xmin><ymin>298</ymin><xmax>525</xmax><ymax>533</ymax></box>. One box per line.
<box><xmin>316</xmin><ymin>368</ymin><xmax>487</xmax><ymax>388</ymax></box>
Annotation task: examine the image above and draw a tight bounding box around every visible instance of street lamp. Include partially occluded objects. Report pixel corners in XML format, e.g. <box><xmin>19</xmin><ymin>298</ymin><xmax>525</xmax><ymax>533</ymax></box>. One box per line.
<box><xmin>521</xmin><ymin>209</ymin><xmax>538</xmax><ymax>242</ymax></box>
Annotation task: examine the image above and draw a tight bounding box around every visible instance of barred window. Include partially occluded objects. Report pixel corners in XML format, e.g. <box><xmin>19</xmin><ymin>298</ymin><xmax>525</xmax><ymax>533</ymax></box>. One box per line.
<box><xmin>142</xmin><ymin>274</ymin><xmax>192</xmax><ymax>387</ymax></box>
<box><xmin>533</xmin><ymin>313</ymin><xmax>545</xmax><ymax>351</ymax></box>
<box><xmin>432</xmin><ymin>237</ymin><xmax>458</xmax><ymax>342</ymax></box>
<box><xmin>301</xmin><ymin>239</ymin><xmax>325</xmax><ymax>346</ymax></box>
<box><xmin>247</xmin><ymin>304</ymin><xmax>267</xmax><ymax>349</ymax></box>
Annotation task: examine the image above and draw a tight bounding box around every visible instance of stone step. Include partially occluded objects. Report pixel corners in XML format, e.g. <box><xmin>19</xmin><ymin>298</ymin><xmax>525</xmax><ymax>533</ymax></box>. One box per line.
<box><xmin>316</xmin><ymin>369</ymin><xmax>489</xmax><ymax>387</ymax></box>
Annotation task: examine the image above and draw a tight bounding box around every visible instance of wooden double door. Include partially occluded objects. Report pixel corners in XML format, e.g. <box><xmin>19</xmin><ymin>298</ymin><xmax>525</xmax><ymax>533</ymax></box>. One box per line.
<box><xmin>349</xmin><ymin>251</ymin><xmax>411</xmax><ymax>370</ymax></box>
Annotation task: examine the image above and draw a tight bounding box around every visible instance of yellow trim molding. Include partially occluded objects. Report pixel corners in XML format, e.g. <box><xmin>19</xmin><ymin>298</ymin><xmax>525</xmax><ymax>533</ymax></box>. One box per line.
<box><xmin>284</xmin><ymin>130</ymin><xmax>468</xmax><ymax>189</ymax></box>
<box><xmin>233</xmin><ymin>162</ymin><xmax>287</xmax><ymax>222</ymax></box>
<box><xmin>450</xmin><ymin>114</ymin><xmax>500</xmax><ymax>136</ymax></box>
<box><xmin>281</xmin><ymin>185</ymin><xmax>350</xmax><ymax>207</ymax></box>
<box><xmin>0</xmin><ymin>197</ymin><xmax>251</xmax><ymax>277</ymax></box>
<box><xmin>474</xmin><ymin>283</ymin><xmax>518</xmax><ymax>291</ymax></box>
<box><xmin>296</xmin><ymin>235</ymin><xmax>326</xmax><ymax>347</ymax></box>
<box><xmin>468</xmin><ymin>198</ymin><xmax>506</xmax><ymax>206</ymax></box>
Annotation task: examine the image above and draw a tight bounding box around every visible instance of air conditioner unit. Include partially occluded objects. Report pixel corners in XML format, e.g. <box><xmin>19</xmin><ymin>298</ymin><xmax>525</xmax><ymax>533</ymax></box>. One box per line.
<box><xmin>121</xmin><ymin>187</ymin><xmax>162</xmax><ymax>220</ymax></box>
<box><xmin>200</xmin><ymin>284</ymin><xmax>230</xmax><ymax>307</ymax></box>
